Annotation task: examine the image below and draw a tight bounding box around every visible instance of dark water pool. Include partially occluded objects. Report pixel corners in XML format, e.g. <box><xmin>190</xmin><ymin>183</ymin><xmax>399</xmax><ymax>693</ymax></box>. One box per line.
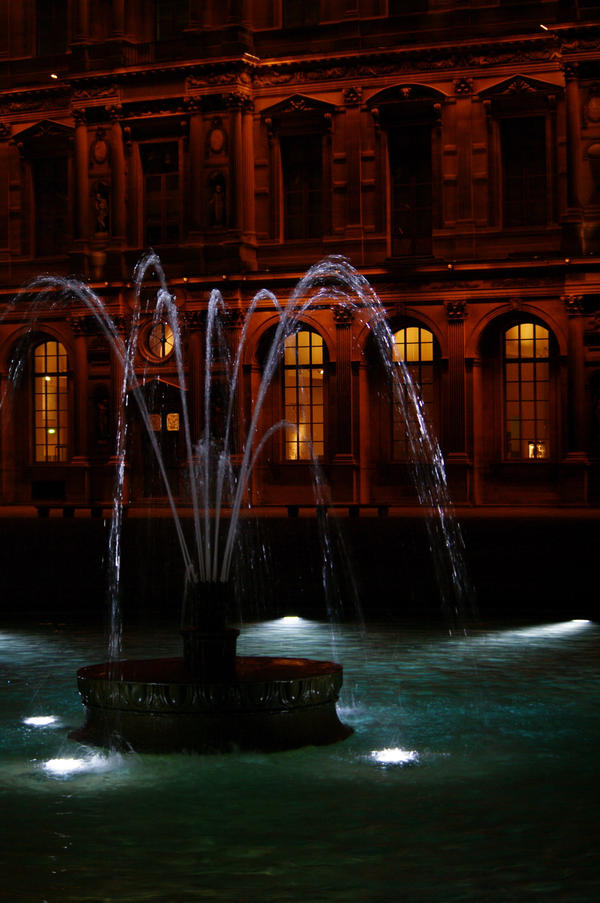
<box><xmin>1</xmin><ymin>617</ymin><xmax>598</xmax><ymax>902</ymax></box>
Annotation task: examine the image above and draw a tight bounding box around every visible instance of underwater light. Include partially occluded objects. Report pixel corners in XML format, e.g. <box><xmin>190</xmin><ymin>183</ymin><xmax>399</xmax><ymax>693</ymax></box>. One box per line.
<box><xmin>281</xmin><ymin>615</ymin><xmax>301</xmax><ymax>623</ymax></box>
<box><xmin>571</xmin><ymin>619</ymin><xmax>590</xmax><ymax>624</ymax></box>
<box><xmin>371</xmin><ymin>748</ymin><xmax>419</xmax><ymax>766</ymax></box>
<box><xmin>42</xmin><ymin>754</ymin><xmax>109</xmax><ymax>777</ymax></box>
<box><xmin>23</xmin><ymin>715</ymin><xmax>58</xmax><ymax>727</ymax></box>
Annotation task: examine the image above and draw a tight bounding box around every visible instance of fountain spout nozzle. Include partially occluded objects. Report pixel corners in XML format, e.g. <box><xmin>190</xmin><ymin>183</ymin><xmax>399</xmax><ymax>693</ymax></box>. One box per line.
<box><xmin>181</xmin><ymin>580</ymin><xmax>239</xmax><ymax>680</ymax></box>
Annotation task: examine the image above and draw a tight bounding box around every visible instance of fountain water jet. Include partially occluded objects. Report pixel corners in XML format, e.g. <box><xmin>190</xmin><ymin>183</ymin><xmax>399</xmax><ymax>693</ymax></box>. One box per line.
<box><xmin>4</xmin><ymin>254</ymin><xmax>472</xmax><ymax>752</ymax></box>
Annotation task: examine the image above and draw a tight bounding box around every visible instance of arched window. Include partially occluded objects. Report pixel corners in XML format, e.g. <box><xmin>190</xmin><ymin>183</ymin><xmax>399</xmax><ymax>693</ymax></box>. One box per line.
<box><xmin>33</xmin><ymin>340</ymin><xmax>68</xmax><ymax>462</ymax></box>
<box><xmin>392</xmin><ymin>326</ymin><xmax>435</xmax><ymax>459</ymax></box>
<box><xmin>504</xmin><ymin>322</ymin><xmax>550</xmax><ymax>459</ymax></box>
<box><xmin>283</xmin><ymin>329</ymin><xmax>325</xmax><ymax>460</ymax></box>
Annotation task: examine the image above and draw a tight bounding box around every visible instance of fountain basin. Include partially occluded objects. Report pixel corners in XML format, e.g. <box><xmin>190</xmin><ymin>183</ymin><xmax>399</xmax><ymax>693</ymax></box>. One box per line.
<box><xmin>71</xmin><ymin>656</ymin><xmax>352</xmax><ymax>753</ymax></box>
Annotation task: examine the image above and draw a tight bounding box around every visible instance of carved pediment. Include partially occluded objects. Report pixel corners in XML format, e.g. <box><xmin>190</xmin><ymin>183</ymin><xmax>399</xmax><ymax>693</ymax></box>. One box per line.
<box><xmin>12</xmin><ymin>119</ymin><xmax>74</xmax><ymax>155</ymax></box>
<box><xmin>367</xmin><ymin>84</ymin><xmax>446</xmax><ymax>107</ymax></box>
<box><xmin>479</xmin><ymin>75</ymin><xmax>562</xmax><ymax>100</ymax></box>
<box><xmin>261</xmin><ymin>94</ymin><xmax>336</xmax><ymax>118</ymax></box>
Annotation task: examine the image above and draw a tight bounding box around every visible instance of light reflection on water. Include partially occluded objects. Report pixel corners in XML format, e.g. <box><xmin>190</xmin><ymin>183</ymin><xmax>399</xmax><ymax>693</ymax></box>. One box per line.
<box><xmin>1</xmin><ymin>617</ymin><xmax>598</xmax><ymax>902</ymax></box>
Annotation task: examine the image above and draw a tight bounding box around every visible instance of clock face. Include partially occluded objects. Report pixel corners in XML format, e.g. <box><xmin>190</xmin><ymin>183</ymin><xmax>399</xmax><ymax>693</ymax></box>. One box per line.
<box><xmin>148</xmin><ymin>322</ymin><xmax>175</xmax><ymax>360</ymax></box>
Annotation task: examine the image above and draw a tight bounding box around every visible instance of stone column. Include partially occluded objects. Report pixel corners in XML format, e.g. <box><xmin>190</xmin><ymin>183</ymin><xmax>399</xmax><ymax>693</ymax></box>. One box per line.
<box><xmin>241</xmin><ymin>99</ymin><xmax>256</xmax><ymax>241</ymax></box>
<box><xmin>112</xmin><ymin>0</ymin><xmax>125</xmax><ymax>36</ymax></box>
<box><xmin>444</xmin><ymin>300</ymin><xmax>470</xmax><ymax>501</ymax></box>
<box><xmin>564</xmin><ymin>64</ymin><xmax>582</xmax><ymax>212</ymax></box>
<box><xmin>564</xmin><ymin>295</ymin><xmax>586</xmax><ymax>454</ymax></box>
<box><xmin>563</xmin><ymin>64</ymin><xmax>583</xmax><ymax>255</ymax></box>
<box><xmin>187</xmin><ymin>99</ymin><xmax>204</xmax><ymax>234</ymax></box>
<box><xmin>358</xmin><ymin>360</ymin><xmax>370</xmax><ymax>503</ymax></box>
<box><xmin>333</xmin><ymin>305</ymin><xmax>354</xmax><ymax>456</ymax></box>
<box><xmin>69</xmin><ymin>317</ymin><xmax>91</xmax><ymax>502</ymax></box>
<box><xmin>343</xmin><ymin>87</ymin><xmax>362</xmax><ymax>231</ymax></box>
<box><xmin>74</xmin><ymin>108</ymin><xmax>89</xmax><ymax>243</ymax></box>
<box><xmin>561</xmin><ymin>294</ymin><xmax>588</xmax><ymax>502</ymax></box>
<box><xmin>73</xmin><ymin>0</ymin><xmax>90</xmax><ymax>43</ymax></box>
<box><xmin>228</xmin><ymin>94</ymin><xmax>245</xmax><ymax>233</ymax></box>
<box><xmin>108</xmin><ymin>106</ymin><xmax>126</xmax><ymax>244</ymax></box>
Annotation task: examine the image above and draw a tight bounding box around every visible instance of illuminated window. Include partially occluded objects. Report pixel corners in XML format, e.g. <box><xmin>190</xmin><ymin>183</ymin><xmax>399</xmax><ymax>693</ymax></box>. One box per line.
<box><xmin>283</xmin><ymin>330</ymin><xmax>325</xmax><ymax>460</ymax></box>
<box><xmin>147</xmin><ymin>322</ymin><xmax>175</xmax><ymax>360</ymax></box>
<box><xmin>392</xmin><ymin>327</ymin><xmax>435</xmax><ymax>460</ymax></box>
<box><xmin>33</xmin><ymin>341</ymin><xmax>68</xmax><ymax>462</ymax></box>
<box><xmin>504</xmin><ymin>323</ymin><xmax>550</xmax><ymax>459</ymax></box>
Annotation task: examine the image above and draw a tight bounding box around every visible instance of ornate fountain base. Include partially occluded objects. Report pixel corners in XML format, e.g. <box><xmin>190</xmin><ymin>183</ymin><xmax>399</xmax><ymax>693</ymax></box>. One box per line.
<box><xmin>70</xmin><ymin>656</ymin><xmax>352</xmax><ymax>753</ymax></box>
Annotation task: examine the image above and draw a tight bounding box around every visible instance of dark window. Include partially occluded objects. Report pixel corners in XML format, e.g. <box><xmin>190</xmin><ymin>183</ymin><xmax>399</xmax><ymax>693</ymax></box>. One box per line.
<box><xmin>283</xmin><ymin>0</ymin><xmax>320</xmax><ymax>27</ymax></box>
<box><xmin>388</xmin><ymin>125</ymin><xmax>433</xmax><ymax>256</ymax></box>
<box><xmin>502</xmin><ymin>117</ymin><xmax>547</xmax><ymax>227</ymax></box>
<box><xmin>280</xmin><ymin>134</ymin><xmax>323</xmax><ymax>240</ymax></box>
<box><xmin>156</xmin><ymin>0</ymin><xmax>188</xmax><ymax>40</ymax></box>
<box><xmin>140</xmin><ymin>142</ymin><xmax>181</xmax><ymax>245</ymax></box>
<box><xmin>33</xmin><ymin>157</ymin><xmax>70</xmax><ymax>256</ymax></box>
<box><xmin>36</xmin><ymin>0</ymin><xmax>68</xmax><ymax>56</ymax></box>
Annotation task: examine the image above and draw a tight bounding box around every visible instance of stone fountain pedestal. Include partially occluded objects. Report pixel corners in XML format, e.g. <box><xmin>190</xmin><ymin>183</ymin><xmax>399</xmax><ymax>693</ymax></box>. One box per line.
<box><xmin>71</xmin><ymin>654</ymin><xmax>352</xmax><ymax>753</ymax></box>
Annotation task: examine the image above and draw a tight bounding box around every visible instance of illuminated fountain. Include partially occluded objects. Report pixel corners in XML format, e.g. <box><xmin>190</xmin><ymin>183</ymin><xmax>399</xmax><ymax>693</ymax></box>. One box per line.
<box><xmin>5</xmin><ymin>255</ymin><xmax>469</xmax><ymax>753</ymax></box>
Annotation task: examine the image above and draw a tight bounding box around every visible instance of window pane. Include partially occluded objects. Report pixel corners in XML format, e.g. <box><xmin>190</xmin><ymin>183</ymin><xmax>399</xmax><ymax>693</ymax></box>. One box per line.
<box><xmin>503</xmin><ymin>322</ymin><xmax>551</xmax><ymax>461</ymax></box>
<box><xmin>392</xmin><ymin>327</ymin><xmax>436</xmax><ymax>460</ymax></box>
<box><xmin>283</xmin><ymin>330</ymin><xmax>325</xmax><ymax>460</ymax></box>
<box><xmin>33</xmin><ymin>341</ymin><xmax>69</xmax><ymax>462</ymax></box>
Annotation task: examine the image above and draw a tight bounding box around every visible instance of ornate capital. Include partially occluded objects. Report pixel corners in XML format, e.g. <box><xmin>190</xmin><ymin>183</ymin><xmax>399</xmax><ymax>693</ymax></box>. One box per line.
<box><xmin>445</xmin><ymin>300</ymin><xmax>466</xmax><ymax>321</ymax></box>
<box><xmin>562</xmin><ymin>294</ymin><xmax>584</xmax><ymax>316</ymax></box>
<box><xmin>0</xmin><ymin>121</ymin><xmax>11</xmax><ymax>140</ymax></box>
<box><xmin>106</xmin><ymin>104</ymin><xmax>123</xmax><ymax>122</ymax></box>
<box><xmin>343</xmin><ymin>86</ymin><xmax>362</xmax><ymax>107</ymax></box>
<box><xmin>454</xmin><ymin>77</ymin><xmax>473</xmax><ymax>96</ymax></box>
<box><xmin>333</xmin><ymin>304</ymin><xmax>354</xmax><ymax>326</ymax></box>
<box><xmin>73</xmin><ymin>108</ymin><xmax>87</xmax><ymax>126</ymax></box>
<box><xmin>226</xmin><ymin>92</ymin><xmax>253</xmax><ymax>112</ymax></box>
<box><xmin>563</xmin><ymin>62</ymin><xmax>579</xmax><ymax>82</ymax></box>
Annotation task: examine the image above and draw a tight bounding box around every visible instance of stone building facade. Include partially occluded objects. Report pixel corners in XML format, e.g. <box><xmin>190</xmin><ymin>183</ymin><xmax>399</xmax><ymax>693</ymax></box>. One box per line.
<box><xmin>1</xmin><ymin>1</ymin><xmax>600</xmax><ymax>510</ymax></box>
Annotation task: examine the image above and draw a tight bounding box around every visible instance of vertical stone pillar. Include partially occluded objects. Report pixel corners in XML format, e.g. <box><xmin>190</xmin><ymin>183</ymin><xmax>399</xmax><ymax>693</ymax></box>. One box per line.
<box><xmin>73</xmin><ymin>0</ymin><xmax>90</xmax><ymax>43</ymax></box>
<box><xmin>241</xmin><ymin>99</ymin><xmax>255</xmax><ymax>240</ymax></box>
<box><xmin>343</xmin><ymin>87</ymin><xmax>362</xmax><ymax>230</ymax></box>
<box><xmin>444</xmin><ymin>300</ymin><xmax>470</xmax><ymax>501</ymax></box>
<box><xmin>112</xmin><ymin>0</ymin><xmax>125</xmax><ymax>36</ymax></box>
<box><xmin>228</xmin><ymin>94</ymin><xmax>244</xmax><ymax>233</ymax></box>
<box><xmin>564</xmin><ymin>64</ymin><xmax>582</xmax><ymax>212</ymax></box>
<box><xmin>70</xmin><ymin>317</ymin><xmax>91</xmax><ymax>502</ymax></box>
<box><xmin>564</xmin><ymin>295</ymin><xmax>586</xmax><ymax>454</ymax></box>
<box><xmin>187</xmin><ymin>316</ymin><xmax>204</xmax><ymax>443</ymax></box>
<box><xmin>358</xmin><ymin>360</ymin><xmax>370</xmax><ymax>503</ymax></box>
<box><xmin>563</xmin><ymin>64</ymin><xmax>583</xmax><ymax>255</ymax></box>
<box><xmin>333</xmin><ymin>306</ymin><xmax>354</xmax><ymax>457</ymax></box>
<box><xmin>187</xmin><ymin>99</ymin><xmax>204</xmax><ymax>234</ymax></box>
<box><xmin>74</xmin><ymin>109</ymin><xmax>89</xmax><ymax>243</ymax></box>
<box><xmin>561</xmin><ymin>295</ymin><xmax>588</xmax><ymax>502</ymax></box>
<box><xmin>108</xmin><ymin>106</ymin><xmax>126</xmax><ymax>244</ymax></box>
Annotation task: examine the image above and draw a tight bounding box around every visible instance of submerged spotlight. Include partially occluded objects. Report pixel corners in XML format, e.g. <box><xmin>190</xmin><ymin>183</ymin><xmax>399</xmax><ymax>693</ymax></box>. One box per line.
<box><xmin>281</xmin><ymin>615</ymin><xmax>301</xmax><ymax>623</ymax></box>
<box><xmin>23</xmin><ymin>715</ymin><xmax>58</xmax><ymax>727</ymax></box>
<box><xmin>371</xmin><ymin>748</ymin><xmax>419</xmax><ymax>766</ymax></box>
